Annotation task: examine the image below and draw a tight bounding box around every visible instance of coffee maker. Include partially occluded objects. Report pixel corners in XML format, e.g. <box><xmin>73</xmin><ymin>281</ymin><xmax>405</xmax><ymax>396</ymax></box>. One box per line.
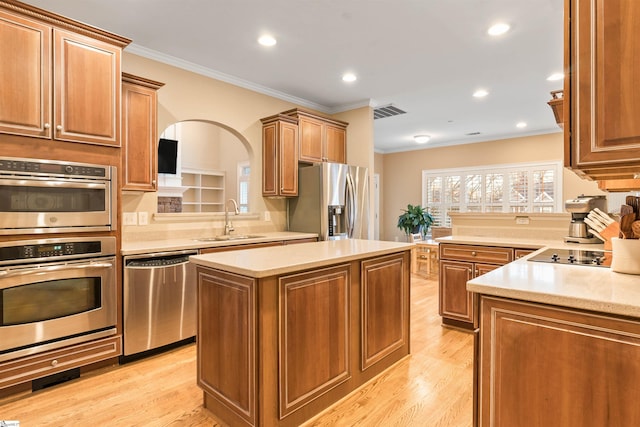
<box><xmin>564</xmin><ymin>195</ymin><xmax>607</xmax><ymax>243</ymax></box>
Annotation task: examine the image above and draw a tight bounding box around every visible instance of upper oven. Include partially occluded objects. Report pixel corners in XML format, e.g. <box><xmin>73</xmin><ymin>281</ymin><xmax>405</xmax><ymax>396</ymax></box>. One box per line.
<box><xmin>0</xmin><ymin>157</ymin><xmax>116</xmax><ymax>235</ymax></box>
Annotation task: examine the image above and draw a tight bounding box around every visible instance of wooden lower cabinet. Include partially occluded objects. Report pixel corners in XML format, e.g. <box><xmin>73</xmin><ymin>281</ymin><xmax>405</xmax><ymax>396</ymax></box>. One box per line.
<box><xmin>0</xmin><ymin>335</ymin><xmax>121</xmax><ymax>390</ymax></box>
<box><xmin>477</xmin><ymin>296</ymin><xmax>640</xmax><ymax>426</ymax></box>
<box><xmin>196</xmin><ymin>251</ymin><xmax>410</xmax><ymax>426</ymax></box>
<box><xmin>439</xmin><ymin>244</ymin><xmax>536</xmax><ymax>330</ymax></box>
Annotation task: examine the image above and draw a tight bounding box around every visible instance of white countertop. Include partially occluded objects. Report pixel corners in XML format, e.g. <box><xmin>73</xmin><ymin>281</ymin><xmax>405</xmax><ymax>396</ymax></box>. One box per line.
<box><xmin>468</xmin><ymin>247</ymin><xmax>640</xmax><ymax>318</ymax></box>
<box><xmin>120</xmin><ymin>231</ymin><xmax>318</xmax><ymax>256</ymax></box>
<box><xmin>189</xmin><ymin>239</ymin><xmax>413</xmax><ymax>278</ymax></box>
<box><xmin>436</xmin><ymin>235</ymin><xmax>605</xmax><ymax>251</ymax></box>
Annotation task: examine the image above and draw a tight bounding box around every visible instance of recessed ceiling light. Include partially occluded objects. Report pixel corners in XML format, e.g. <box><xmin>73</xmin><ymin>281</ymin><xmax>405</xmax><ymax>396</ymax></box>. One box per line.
<box><xmin>414</xmin><ymin>135</ymin><xmax>431</xmax><ymax>144</ymax></box>
<box><xmin>342</xmin><ymin>73</ymin><xmax>357</xmax><ymax>82</ymax></box>
<box><xmin>516</xmin><ymin>122</ymin><xmax>527</xmax><ymax>128</ymax></box>
<box><xmin>488</xmin><ymin>23</ymin><xmax>510</xmax><ymax>36</ymax></box>
<box><xmin>547</xmin><ymin>73</ymin><xmax>564</xmax><ymax>81</ymax></box>
<box><xmin>473</xmin><ymin>89</ymin><xmax>489</xmax><ymax>98</ymax></box>
<box><xmin>258</xmin><ymin>35</ymin><xmax>277</xmax><ymax>47</ymax></box>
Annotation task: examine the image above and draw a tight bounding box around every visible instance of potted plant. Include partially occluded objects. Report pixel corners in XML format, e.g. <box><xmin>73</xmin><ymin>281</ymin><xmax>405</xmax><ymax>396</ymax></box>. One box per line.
<box><xmin>397</xmin><ymin>204</ymin><xmax>434</xmax><ymax>239</ymax></box>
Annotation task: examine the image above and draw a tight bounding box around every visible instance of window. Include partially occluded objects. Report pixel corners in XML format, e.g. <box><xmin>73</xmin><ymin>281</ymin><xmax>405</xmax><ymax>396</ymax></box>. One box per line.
<box><xmin>422</xmin><ymin>161</ymin><xmax>562</xmax><ymax>227</ymax></box>
<box><xmin>237</xmin><ymin>162</ymin><xmax>250</xmax><ymax>213</ymax></box>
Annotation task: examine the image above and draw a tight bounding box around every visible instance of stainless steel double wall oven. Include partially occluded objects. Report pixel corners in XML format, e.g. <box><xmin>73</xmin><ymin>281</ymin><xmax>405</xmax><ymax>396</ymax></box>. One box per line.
<box><xmin>0</xmin><ymin>157</ymin><xmax>118</xmax><ymax>364</ymax></box>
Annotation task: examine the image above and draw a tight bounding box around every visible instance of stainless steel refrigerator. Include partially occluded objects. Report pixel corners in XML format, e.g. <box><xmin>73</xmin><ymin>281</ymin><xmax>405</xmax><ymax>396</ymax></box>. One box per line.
<box><xmin>288</xmin><ymin>162</ymin><xmax>369</xmax><ymax>240</ymax></box>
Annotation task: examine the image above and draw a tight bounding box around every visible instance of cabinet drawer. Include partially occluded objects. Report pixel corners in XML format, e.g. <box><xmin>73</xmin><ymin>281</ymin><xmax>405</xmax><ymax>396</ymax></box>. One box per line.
<box><xmin>0</xmin><ymin>335</ymin><xmax>121</xmax><ymax>389</ymax></box>
<box><xmin>440</xmin><ymin>244</ymin><xmax>513</xmax><ymax>265</ymax></box>
<box><xmin>514</xmin><ymin>248</ymin><xmax>537</xmax><ymax>259</ymax></box>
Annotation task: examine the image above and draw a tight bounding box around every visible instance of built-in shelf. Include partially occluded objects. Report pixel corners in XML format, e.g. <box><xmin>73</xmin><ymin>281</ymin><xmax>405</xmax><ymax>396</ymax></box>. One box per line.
<box><xmin>181</xmin><ymin>169</ymin><xmax>225</xmax><ymax>213</ymax></box>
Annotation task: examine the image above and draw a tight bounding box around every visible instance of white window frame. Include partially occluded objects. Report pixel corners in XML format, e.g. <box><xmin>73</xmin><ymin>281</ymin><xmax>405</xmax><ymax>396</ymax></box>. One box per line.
<box><xmin>422</xmin><ymin>161</ymin><xmax>563</xmax><ymax>227</ymax></box>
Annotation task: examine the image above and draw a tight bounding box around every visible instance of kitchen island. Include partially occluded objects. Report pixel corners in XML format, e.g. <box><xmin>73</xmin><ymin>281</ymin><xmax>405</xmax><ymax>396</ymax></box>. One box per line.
<box><xmin>468</xmin><ymin>249</ymin><xmax>640</xmax><ymax>427</ymax></box>
<box><xmin>189</xmin><ymin>239</ymin><xmax>412</xmax><ymax>427</ymax></box>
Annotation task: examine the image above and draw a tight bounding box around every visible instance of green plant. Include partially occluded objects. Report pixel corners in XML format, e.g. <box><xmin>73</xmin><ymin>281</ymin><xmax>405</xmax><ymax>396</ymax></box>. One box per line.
<box><xmin>397</xmin><ymin>204</ymin><xmax>434</xmax><ymax>237</ymax></box>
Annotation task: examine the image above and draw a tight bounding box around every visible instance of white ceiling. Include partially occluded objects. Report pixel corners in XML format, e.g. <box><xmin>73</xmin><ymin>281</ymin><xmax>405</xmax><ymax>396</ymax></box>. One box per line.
<box><xmin>21</xmin><ymin>0</ymin><xmax>564</xmax><ymax>153</ymax></box>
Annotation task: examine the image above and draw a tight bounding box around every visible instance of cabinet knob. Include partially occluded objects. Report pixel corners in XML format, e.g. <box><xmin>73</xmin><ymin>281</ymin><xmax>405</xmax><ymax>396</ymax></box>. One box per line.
<box><xmin>56</xmin><ymin>125</ymin><xmax>63</xmax><ymax>131</ymax></box>
<box><xmin>51</xmin><ymin>359</ymin><xmax>58</xmax><ymax>367</ymax></box>
<box><xmin>471</xmin><ymin>251</ymin><xmax>477</xmax><ymax>257</ymax></box>
<box><xmin>44</xmin><ymin>123</ymin><xmax>50</xmax><ymax>129</ymax></box>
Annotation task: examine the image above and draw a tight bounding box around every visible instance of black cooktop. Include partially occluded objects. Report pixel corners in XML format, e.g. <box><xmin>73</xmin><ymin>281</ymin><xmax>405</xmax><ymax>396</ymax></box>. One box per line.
<box><xmin>528</xmin><ymin>248</ymin><xmax>610</xmax><ymax>267</ymax></box>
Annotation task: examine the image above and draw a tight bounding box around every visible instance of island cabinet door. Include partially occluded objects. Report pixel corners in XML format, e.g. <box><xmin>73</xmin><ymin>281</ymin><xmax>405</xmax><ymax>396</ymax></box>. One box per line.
<box><xmin>439</xmin><ymin>260</ymin><xmax>475</xmax><ymax>326</ymax></box>
<box><xmin>278</xmin><ymin>264</ymin><xmax>351</xmax><ymax>418</ymax></box>
<box><xmin>360</xmin><ymin>253</ymin><xmax>410</xmax><ymax>371</ymax></box>
<box><xmin>197</xmin><ymin>269</ymin><xmax>257</xmax><ymax>427</ymax></box>
<box><xmin>478</xmin><ymin>296</ymin><xmax>640</xmax><ymax>427</ymax></box>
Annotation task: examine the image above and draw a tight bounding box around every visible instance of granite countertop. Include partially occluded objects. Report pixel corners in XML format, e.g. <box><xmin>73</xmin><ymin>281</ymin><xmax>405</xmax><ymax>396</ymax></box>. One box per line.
<box><xmin>189</xmin><ymin>239</ymin><xmax>413</xmax><ymax>278</ymax></box>
<box><xmin>467</xmin><ymin>247</ymin><xmax>640</xmax><ymax>318</ymax></box>
<box><xmin>120</xmin><ymin>231</ymin><xmax>318</xmax><ymax>256</ymax></box>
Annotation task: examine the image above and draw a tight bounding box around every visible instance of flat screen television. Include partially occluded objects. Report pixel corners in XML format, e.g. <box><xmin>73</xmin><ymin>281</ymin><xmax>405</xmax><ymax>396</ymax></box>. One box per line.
<box><xmin>158</xmin><ymin>138</ymin><xmax>178</xmax><ymax>174</ymax></box>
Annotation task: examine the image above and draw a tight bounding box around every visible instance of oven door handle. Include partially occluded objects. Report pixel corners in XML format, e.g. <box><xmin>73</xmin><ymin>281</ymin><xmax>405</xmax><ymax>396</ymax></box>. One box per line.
<box><xmin>0</xmin><ymin>262</ymin><xmax>113</xmax><ymax>281</ymax></box>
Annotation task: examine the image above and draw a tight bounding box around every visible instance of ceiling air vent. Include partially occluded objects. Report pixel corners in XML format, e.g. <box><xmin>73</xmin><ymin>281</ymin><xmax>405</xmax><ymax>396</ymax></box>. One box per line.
<box><xmin>373</xmin><ymin>104</ymin><xmax>407</xmax><ymax>120</ymax></box>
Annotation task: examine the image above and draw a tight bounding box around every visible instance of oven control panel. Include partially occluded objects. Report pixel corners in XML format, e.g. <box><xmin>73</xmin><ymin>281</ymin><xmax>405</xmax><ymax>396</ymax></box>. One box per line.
<box><xmin>0</xmin><ymin>237</ymin><xmax>116</xmax><ymax>265</ymax></box>
<box><xmin>0</xmin><ymin>157</ymin><xmax>109</xmax><ymax>179</ymax></box>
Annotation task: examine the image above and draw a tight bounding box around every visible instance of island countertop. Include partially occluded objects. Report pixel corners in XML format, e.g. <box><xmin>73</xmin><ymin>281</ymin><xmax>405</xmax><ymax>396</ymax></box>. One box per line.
<box><xmin>467</xmin><ymin>248</ymin><xmax>640</xmax><ymax>318</ymax></box>
<box><xmin>189</xmin><ymin>239</ymin><xmax>413</xmax><ymax>278</ymax></box>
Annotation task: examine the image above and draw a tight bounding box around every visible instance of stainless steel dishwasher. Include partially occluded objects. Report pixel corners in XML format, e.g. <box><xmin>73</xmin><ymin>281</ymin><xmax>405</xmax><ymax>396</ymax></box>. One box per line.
<box><xmin>123</xmin><ymin>250</ymin><xmax>197</xmax><ymax>357</ymax></box>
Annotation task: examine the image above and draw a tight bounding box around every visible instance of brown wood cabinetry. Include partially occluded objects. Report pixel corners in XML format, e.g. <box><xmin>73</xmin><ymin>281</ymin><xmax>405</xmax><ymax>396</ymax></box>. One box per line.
<box><xmin>261</xmin><ymin>114</ymin><xmax>299</xmax><ymax>197</ymax></box>
<box><xmin>121</xmin><ymin>73</ymin><xmax>164</xmax><ymax>191</ymax></box>
<box><xmin>477</xmin><ymin>296</ymin><xmax>640</xmax><ymax>426</ymax></box>
<box><xmin>565</xmin><ymin>0</ymin><xmax>640</xmax><ymax>181</ymax></box>
<box><xmin>196</xmin><ymin>250</ymin><xmax>409</xmax><ymax>426</ymax></box>
<box><xmin>283</xmin><ymin>108</ymin><xmax>347</xmax><ymax>164</ymax></box>
<box><xmin>439</xmin><ymin>244</ymin><xmax>537</xmax><ymax>329</ymax></box>
<box><xmin>0</xmin><ymin>3</ymin><xmax>129</xmax><ymax>146</ymax></box>
<box><xmin>0</xmin><ymin>335</ymin><xmax>121</xmax><ymax>390</ymax></box>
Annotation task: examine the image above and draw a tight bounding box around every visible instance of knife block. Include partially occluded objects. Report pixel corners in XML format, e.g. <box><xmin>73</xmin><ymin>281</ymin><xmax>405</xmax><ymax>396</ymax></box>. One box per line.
<box><xmin>600</xmin><ymin>222</ymin><xmax>620</xmax><ymax>251</ymax></box>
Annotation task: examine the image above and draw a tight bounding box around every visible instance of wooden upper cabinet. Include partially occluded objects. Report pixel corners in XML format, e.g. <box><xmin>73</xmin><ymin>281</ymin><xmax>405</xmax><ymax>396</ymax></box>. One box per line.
<box><xmin>121</xmin><ymin>73</ymin><xmax>164</xmax><ymax>191</ymax></box>
<box><xmin>261</xmin><ymin>114</ymin><xmax>299</xmax><ymax>197</ymax></box>
<box><xmin>284</xmin><ymin>108</ymin><xmax>348</xmax><ymax>164</ymax></box>
<box><xmin>54</xmin><ymin>29</ymin><xmax>122</xmax><ymax>146</ymax></box>
<box><xmin>0</xmin><ymin>3</ymin><xmax>130</xmax><ymax>146</ymax></box>
<box><xmin>0</xmin><ymin>10</ymin><xmax>51</xmax><ymax>138</ymax></box>
<box><xmin>566</xmin><ymin>0</ymin><xmax>640</xmax><ymax>180</ymax></box>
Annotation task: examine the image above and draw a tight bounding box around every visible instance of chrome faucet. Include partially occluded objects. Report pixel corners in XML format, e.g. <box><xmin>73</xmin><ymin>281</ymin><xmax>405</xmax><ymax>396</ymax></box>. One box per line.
<box><xmin>224</xmin><ymin>199</ymin><xmax>239</xmax><ymax>235</ymax></box>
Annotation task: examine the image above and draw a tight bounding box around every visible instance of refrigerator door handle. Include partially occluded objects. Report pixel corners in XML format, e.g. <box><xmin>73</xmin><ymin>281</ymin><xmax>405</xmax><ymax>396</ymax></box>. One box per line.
<box><xmin>346</xmin><ymin>173</ymin><xmax>356</xmax><ymax>237</ymax></box>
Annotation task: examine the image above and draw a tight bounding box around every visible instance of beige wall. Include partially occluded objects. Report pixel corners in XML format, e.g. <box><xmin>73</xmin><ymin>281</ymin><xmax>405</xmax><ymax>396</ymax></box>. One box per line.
<box><xmin>380</xmin><ymin>132</ymin><xmax>604</xmax><ymax>242</ymax></box>
<box><xmin>120</xmin><ymin>53</ymin><xmax>375</xmax><ymax>241</ymax></box>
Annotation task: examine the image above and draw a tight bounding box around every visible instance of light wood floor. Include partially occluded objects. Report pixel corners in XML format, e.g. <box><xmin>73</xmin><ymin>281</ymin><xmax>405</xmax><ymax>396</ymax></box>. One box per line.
<box><xmin>0</xmin><ymin>274</ymin><xmax>474</xmax><ymax>426</ymax></box>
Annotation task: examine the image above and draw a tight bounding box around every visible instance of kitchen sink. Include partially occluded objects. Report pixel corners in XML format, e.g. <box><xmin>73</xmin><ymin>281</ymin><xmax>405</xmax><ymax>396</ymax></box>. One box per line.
<box><xmin>195</xmin><ymin>235</ymin><xmax>265</xmax><ymax>242</ymax></box>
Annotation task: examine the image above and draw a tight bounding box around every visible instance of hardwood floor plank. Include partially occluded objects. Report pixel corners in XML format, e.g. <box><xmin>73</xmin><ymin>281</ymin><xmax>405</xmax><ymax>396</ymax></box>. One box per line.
<box><xmin>0</xmin><ymin>275</ymin><xmax>473</xmax><ymax>426</ymax></box>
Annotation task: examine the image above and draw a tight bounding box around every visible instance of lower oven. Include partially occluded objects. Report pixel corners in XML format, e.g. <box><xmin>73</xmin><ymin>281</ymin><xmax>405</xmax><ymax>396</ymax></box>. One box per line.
<box><xmin>0</xmin><ymin>236</ymin><xmax>117</xmax><ymax>362</ymax></box>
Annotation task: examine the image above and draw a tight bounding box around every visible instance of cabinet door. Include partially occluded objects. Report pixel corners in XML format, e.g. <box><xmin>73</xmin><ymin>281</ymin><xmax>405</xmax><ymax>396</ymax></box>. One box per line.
<box><xmin>122</xmin><ymin>78</ymin><xmax>159</xmax><ymax>191</ymax></box>
<box><xmin>54</xmin><ymin>29</ymin><xmax>120</xmax><ymax>146</ymax></box>
<box><xmin>325</xmin><ymin>124</ymin><xmax>346</xmax><ymax>163</ymax></box>
<box><xmin>279</xmin><ymin>120</ymin><xmax>299</xmax><ymax>196</ymax></box>
<box><xmin>479</xmin><ymin>296</ymin><xmax>640</xmax><ymax>427</ymax></box>
<box><xmin>298</xmin><ymin>115</ymin><xmax>324</xmax><ymax>163</ymax></box>
<box><xmin>569</xmin><ymin>0</ymin><xmax>640</xmax><ymax>175</ymax></box>
<box><xmin>439</xmin><ymin>260</ymin><xmax>475</xmax><ymax>325</ymax></box>
<box><xmin>262</xmin><ymin>121</ymin><xmax>278</xmax><ymax>196</ymax></box>
<box><xmin>0</xmin><ymin>11</ymin><xmax>51</xmax><ymax>138</ymax></box>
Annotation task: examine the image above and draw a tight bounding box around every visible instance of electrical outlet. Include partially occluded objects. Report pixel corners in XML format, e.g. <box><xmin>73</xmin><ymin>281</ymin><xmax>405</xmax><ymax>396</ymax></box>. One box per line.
<box><xmin>515</xmin><ymin>216</ymin><xmax>530</xmax><ymax>225</ymax></box>
<box><xmin>123</xmin><ymin>212</ymin><xmax>137</xmax><ymax>226</ymax></box>
<box><xmin>138</xmin><ymin>211</ymin><xmax>148</xmax><ymax>226</ymax></box>
<box><xmin>264</xmin><ymin>211</ymin><xmax>271</xmax><ymax>222</ymax></box>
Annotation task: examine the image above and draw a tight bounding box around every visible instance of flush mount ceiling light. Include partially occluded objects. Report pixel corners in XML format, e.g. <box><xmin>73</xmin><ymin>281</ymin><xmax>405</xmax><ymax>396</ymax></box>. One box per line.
<box><xmin>488</xmin><ymin>23</ymin><xmax>510</xmax><ymax>36</ymax></box>
<box><xmin>547</xmin><ymin>73</ymin><xmax>564</xmax><ymax>81</ymax></box>
<box><xmin>258</xmin><ymin>35</ymin><xmax>277</xmax><ymax>47</ymax></box>
<box><xmin>473</xmin><ymin>89</ymin><xmax>489</xmax><ymax>98</ymax></box>
<box><xmin>516</xmin><ymin>122</ymin><xmax>527</xmax><ymax>128</ymax></box>
<box><xmin>342</xmin><ymin>73</ymin><xmax>357</xmax><ymax>82</ymax></box>
<box><xmin>414</xmin><ymin>135</ymin><xmax>431</xmax><ymax>144</ymax></box>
